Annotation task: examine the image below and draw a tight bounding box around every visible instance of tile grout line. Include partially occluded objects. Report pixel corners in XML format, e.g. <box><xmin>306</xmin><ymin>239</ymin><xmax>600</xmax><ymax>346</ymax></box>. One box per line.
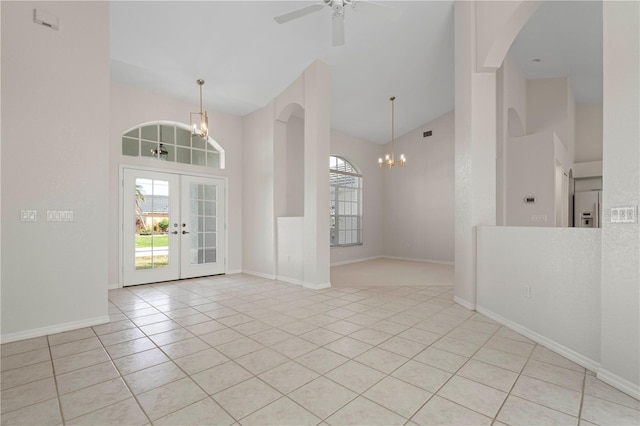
<box><xmin>116</xmin><ymin>290</ymin><xmax>241</xmax><ymax>424</ymax></box>
<box><xmin>69</xmin><ymin>304</ymin><xmax>155</xmax><ymax>426</ymax></box>
<box><xmin>51</xmin><ymin>300</ymin><xmax>151</xmax><ymax>424</ymax></box>
<box><xmin>404</xmin><ymin>313</ymin><xmax>504</xmax><ymax>425</ymax></box>
<box><xmin>116</xmin><ymin>281</ymin><xmax>436</xmax><ymax>423</ymax></box>
<box><xmin>489</xmin><ymin>334</ymin><xmax>539</xmax><ymax>425</ymax></box>
<box><xmin>577</xmin><ymin>368</ymin><xmax>588</xmax><ymax>423</ymax></box>
<box><xmin>47</xmin><ymin>335</ymin><xmax>66</xmax><ymax>426</ymax></box>
<box><xmin>9</xmin><ymin>276</ymin><xmax>632</xmax><ymax>424</ymax></box>
<box><xmin>292</xmin><ymin>291</ymin><xmax>472</xmax><ymax>423</ymax></box>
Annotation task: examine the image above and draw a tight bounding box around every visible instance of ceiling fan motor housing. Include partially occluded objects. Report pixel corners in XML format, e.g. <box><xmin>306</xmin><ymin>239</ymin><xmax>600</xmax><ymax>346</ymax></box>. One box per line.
<box><xmin>327</xmin><ymin>0</ymin><xmax>350</xmax><ymax>15</ymax></box>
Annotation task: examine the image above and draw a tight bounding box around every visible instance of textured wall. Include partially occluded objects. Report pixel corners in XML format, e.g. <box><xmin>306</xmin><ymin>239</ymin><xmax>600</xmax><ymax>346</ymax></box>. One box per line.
<box><xmin>1</xmin><ymin>1</ymin><xmax>110</xmax><ymax>340</ymax></box>
<box><xmin>477</xmin><ymin>226</ymin><xmax>601</xmax><ymax>367</ymax></box>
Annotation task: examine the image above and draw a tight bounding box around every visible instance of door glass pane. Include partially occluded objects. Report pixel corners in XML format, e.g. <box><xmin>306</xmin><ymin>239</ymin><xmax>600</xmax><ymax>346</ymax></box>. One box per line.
<box><xmin>135</xmin><ymin>178</ymin><xmax>170</xmax><ymax>270</ymax></box>
<box><xmin>189</xmin><ymin>182</ymin><xmax>217</xmax><ymax>264</ymax></box>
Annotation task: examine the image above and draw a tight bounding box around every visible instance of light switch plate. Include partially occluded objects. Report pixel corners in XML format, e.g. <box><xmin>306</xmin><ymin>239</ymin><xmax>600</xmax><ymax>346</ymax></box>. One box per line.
<box><xmin>20</xmin><ymin>210</ymin><xmax>37</xmax><ymax>222</ymax></box>
<box><xmin>47</xmin><ymin>210</ymin><xmax>74</xmax><ymax>222</ymax></box>
<box><xmin>530</xmin><ymin>214</ymin><xmax>547</xmax><ymax>223</ymax></box>
<box><xmin>610</xmin><ymin>206</ymin><xmax>637</xmax><ymax>223</ymax></box>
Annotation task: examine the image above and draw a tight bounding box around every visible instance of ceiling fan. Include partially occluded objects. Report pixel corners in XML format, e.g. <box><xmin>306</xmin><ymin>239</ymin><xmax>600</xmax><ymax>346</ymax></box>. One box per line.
<box><xmin>274</xmin><ymin>0</ymin><xmax>401</xmax><ymax>47</ymax></box>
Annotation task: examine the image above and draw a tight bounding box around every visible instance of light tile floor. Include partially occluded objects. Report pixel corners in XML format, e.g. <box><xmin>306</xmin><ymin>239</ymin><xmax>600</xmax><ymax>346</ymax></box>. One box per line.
<box><xmin>1</xmin><ymin>274</ymin><xmax>639</xmax><ymax>425</ymax></box>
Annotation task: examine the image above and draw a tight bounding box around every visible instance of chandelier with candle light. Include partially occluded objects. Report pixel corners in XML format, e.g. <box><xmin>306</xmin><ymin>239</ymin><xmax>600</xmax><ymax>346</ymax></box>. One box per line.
<box><xmin>378</xmin><ymin>96</ymin><xmax>406</xmax><ymax>168</ymax></box>
<box><xmin>190</xmin><ymin>79</ymin><xmax>209</xmax><ymax>138</ymax></box>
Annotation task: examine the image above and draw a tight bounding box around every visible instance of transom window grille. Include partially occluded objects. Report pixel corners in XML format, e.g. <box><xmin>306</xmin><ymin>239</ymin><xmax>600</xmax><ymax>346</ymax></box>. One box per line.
<box><xmin>122</xmin><ymin>122</ymin><xmax>225</xmax><ymax>169</ymax></box>
<box><xmin>330</xmin><ymin>156</ymin><xmax>362</xmax><ymax>247</ymax></box>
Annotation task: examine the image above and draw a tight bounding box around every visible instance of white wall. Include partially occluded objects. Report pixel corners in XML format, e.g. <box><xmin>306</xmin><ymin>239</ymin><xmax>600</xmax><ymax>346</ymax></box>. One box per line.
<box><xmin>286</xmin><ymin>116</ymin><xmax>305</xmax><ymax>216</ymax></box>
<box><xmin>109</xmin><ymin>82</ymin><xmax>244</xmax><ymax>282</ymax></box>
<box><xmin>526</xmin><ymin>78</ymin><xmax>576</xmax><ymax>162</ymax></box>
<box><xmin>382</xmin><ymin>111</ymin><xmax>455</xmax><ymax>264</ymax></box>
<box><xmin>477</xmin><ymin>226</ymin><xmax>601</xmax><ymax>369</ymax></box>
<box><xmin>1</xmin><ymin>1</ymin><xmax>110</xmax><ymax>341</ymax></box>
<box><xmin>277</xmin><ymin>217</ymin><xmax>303</xmax><ymax>284</ymax></box>
<box><xmin>244</xmin><ymin>61</ymin><xmax>331</xmax><ymax>288</ymax></box>
<box><xmin>575</xmin><ymin>103</ymin><xmax>603</xmax><ymax>163</ymax></box>
<box><xmin>329</xmin><ymin>130</ymin><xmax>384</xmax><ymax>265</ymax></box>
<box><xmin>600</xmin><ymin>0</ymin><xmax>640</xmax><ymax>397</ymax></box>
<box><xmin>300</xmin><ymin>61</ymin><xmax>331</xmax><ymax>288</ymax></box>
<box><xmin>497</xmin><ymin>54</ymin><xmax>528</xmax><ymax>225</ymax></box>
<box><xmin>505</xmin><ymin>132</ymin><xmax>555</xmax><ymax>226</ymax></box>
<box><xmin>455</xmin><ymin>0</ymin><xmax>518</xmax><ymax>309</ymax></box>
<box><xmin>503</xmin><ymin>54</ymin><xmax>528</xmax><ymax>136</ymax></box>
<box><xmin>242</xmin><ymin>103</ymin><xmax>276</xmax><ymax>278</ymax></box>
<box><xmin>275</xmin><ymin>112</ymin><xmax>305</xmax><ymax>219</ymax></box>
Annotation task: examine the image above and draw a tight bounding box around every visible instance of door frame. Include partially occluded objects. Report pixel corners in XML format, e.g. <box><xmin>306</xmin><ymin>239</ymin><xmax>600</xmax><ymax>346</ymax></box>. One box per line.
<box><xmin>118</xmin><ymin>164</ymin><xmax>229</xmax><ymax>288</ymax></box>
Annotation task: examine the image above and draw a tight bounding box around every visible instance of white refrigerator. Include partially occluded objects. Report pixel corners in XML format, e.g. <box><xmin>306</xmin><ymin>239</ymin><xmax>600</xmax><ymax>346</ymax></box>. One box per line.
<box><xmin>574</xmin><ymin>191</ymin><xmax>601</xmax><ymax>228</ymax></box>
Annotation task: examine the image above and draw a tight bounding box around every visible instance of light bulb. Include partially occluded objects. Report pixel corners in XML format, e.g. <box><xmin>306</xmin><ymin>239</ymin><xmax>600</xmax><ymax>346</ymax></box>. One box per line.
<box><xmin>378</xmin><ymin>158</ymin><xmax>383</xmax><ymax>164</ymax></box>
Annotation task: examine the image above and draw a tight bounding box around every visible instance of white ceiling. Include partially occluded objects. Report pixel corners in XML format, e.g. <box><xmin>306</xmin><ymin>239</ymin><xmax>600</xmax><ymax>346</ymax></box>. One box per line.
<box><xmin>110</xmin><ymin>1</ymin><xmax>602</xmax><ymax>145</ymax></box>
<box><xmin>509</xmin><ymin>0</ymin><xmax>603</xmax><ymax>104</ymax></box>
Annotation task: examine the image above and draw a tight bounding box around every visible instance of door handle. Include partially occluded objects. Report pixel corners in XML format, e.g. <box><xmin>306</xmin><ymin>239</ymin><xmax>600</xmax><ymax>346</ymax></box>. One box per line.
<box><xmin>182</xmin><ymin>230</ymin><xmax>190</xmax><ymax>234</ymax></box>
<box><xmin>171</xmin><ymin>231</ymin><xmax>178</xmax><ymax>235</ymax></box>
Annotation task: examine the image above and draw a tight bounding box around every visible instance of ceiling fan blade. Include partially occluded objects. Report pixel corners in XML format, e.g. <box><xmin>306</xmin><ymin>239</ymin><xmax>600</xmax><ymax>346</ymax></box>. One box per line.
<box><xmin>354</xmin><ymin>0</ymin><xmax>402</xmax><ymax>21</ymax></box>
<box><xmin>274</xmin><ymin>4</ymin><xmax>324</xmax><ymax>24</ymax></box>
<box><xmin>332</xmin><ymin>13</ymin><xmax>345</xmax><ymax>46</ymax></box>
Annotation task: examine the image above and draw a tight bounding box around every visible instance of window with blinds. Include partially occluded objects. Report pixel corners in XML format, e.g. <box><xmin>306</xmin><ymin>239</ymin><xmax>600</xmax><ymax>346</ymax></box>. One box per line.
<box><xmin>330</xmin><ymin>156</ymin><xmax>363</xmax><ymax>247</ymax></box>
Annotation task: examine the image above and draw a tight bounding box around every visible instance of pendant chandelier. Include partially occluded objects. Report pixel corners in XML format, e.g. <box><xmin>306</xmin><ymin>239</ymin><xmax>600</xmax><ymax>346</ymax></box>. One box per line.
<box><xmin>190</xmin><ymin>79</ymin><xmax>209</xmax><ymax>138</ymax></box>
<box><xmin>378</xmin><ymin>96</ymin><xmax>406</xmax><ymax>168</ymax></box>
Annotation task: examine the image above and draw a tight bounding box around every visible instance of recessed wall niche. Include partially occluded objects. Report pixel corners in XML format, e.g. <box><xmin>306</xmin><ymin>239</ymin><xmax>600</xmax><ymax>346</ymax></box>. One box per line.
<box><xmin>274</xmin><ymin>104</ymin><xmax>305</xmax><ymax>217</ymax></box>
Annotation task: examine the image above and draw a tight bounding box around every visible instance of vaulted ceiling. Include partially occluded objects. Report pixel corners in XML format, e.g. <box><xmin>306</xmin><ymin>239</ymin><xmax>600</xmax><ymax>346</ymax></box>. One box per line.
<box><xmin>111</xmin><ymin>1</ymin><xmax>602</xmax><ymax>144</ymax></box>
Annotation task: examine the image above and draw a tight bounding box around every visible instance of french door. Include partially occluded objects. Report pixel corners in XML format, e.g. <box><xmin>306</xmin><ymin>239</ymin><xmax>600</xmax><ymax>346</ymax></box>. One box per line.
<box><xmin>122</xmin><ymin>168</ymin><xmax>225</xmax><ymax>286</ymax></box>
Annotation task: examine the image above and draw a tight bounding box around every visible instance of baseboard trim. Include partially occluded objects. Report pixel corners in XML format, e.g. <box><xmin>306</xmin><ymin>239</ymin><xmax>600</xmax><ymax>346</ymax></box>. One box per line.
<box><xmin>303</xmin><ymin>282</ymin><xmax>332</xmax><ymax>290</ymax></box>
<box><xmin>597</xmin><ymin>369</ymin><xmax>640</xmax><ymax>400</ymax></box>
<box><xmin>242</xmin><ymin>270</ymin><xmax>276</xmax><ymax>280</ymax></box>
<box><xmin>331</xmin><ymin>256</ymin><xmax>454</xmax><ymax>267</ymax></box>
<box><xmin>330</xmin><ymin>256</ymin><xmax>383</xmax><ymax>267</ymax></box>
<box><xmin>226</xmin><ymin>269</ymin><xmax>242</xmax><ymax>275</ymax></box>
<box><xmin>1</xmin><ymin>315</ymin><xmax>111</xmax><ymax>344</ymax></box>
<box><xmin>276</xmin><ymin>276</ymin><xmax>304</xmax><ymax>286</ymax></box>
<box><xmin>108</xmin><ymin>282</ymin><xmax>120</xmax><ymax>290</ymax></box>
<box><xmin>476</xmin><ymin>305</ymin><xmax>602</xmax><ymax>373</ymax></box>
<box><xmin>454</xmin><ymin>296</ymin><xmax>476</xmax><ymax>311</ymax></box>
<box><xmin>382</xmin><ymin>256</ymin><xmax>455</xmax><ymax>266</ymax></box>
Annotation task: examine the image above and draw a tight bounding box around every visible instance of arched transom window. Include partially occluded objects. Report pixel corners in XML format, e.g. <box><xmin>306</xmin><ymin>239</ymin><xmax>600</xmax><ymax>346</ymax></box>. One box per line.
<box><xmin>330</xmin><ymin>155</ymin><xmax>362</xmax><ymax>247</ymax></box>
<box><xmin>122</xmin><ymin>121</ymin><xmax>225</xmax><ymax>169</ymax></box>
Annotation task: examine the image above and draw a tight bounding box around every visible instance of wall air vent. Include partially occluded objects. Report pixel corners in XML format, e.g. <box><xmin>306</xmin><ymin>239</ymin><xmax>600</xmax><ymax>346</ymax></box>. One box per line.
<box><xmin>33</xmin><ymin>9</ymin><xmax>59</xmax><ymax>30</ymax></box>
<box><xmin>423</xmin><ymin>130</ymin><xmax>433</xmax><ymax>137</ymax></box>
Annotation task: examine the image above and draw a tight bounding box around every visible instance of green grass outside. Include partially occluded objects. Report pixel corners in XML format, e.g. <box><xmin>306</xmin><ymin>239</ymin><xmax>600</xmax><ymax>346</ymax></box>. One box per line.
<box><xmin>135</xmin><ymin>234</ymin><xmax>169</xmax><ymax>248</ymax></box>
<box><xmin>135</xmin><ymin>255</ymin><xmax>169</xmax><ymax>270</ymax></box>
